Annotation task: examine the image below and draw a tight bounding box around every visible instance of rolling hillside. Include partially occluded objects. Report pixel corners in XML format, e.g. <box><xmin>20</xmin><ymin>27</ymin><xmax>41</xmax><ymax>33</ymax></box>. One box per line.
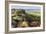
<box><xmin>25</xmin><ymin>9</ymin><xmax>41</xmax><ymax>16</ymax></box>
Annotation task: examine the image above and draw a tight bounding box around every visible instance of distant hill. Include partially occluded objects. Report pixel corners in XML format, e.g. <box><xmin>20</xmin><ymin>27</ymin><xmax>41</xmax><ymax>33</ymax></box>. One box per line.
<box><xmin>25</xmin><ymin>9</ymin><xmax>41</xmax><ymax>16</ymax></box>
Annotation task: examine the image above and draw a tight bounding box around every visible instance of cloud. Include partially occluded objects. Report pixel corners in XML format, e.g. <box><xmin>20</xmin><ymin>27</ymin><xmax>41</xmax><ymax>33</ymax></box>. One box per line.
<box><xmin>11</xmin><ymin>6</ymin><xmax>41</xmax><ymax>10</ymax></box>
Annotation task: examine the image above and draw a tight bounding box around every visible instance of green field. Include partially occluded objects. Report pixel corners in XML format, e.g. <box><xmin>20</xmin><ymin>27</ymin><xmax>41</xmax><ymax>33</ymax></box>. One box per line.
<box><xmin>26</xmin><ymin>10</ymin><xmax>41</xmax><ymax>16</ymax></box>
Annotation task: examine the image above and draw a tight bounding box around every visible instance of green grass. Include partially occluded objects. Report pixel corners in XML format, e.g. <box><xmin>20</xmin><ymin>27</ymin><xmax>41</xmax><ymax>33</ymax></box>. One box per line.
<box><xmin>26</xmin><ymin>11</ymin><xmax>40</xmax><ymax>16</ymax></box>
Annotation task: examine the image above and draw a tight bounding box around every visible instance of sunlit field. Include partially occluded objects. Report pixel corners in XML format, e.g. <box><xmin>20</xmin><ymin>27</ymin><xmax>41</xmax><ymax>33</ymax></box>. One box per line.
<box><xmin>11</xmin><ymin>9</ymin><xmax>41</xmax><ymax>28</ymax></box>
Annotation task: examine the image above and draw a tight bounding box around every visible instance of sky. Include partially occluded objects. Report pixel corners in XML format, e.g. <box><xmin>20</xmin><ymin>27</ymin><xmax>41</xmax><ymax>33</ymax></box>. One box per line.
<box><xmin>11</xmin><ymin>6</ymin><xmax>41</xmax><ymax>10</ymax></box>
